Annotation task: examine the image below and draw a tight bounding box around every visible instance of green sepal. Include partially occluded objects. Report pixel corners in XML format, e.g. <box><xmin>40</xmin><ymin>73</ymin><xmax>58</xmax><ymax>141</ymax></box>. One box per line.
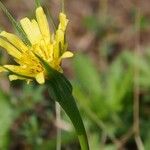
<box><xmin>35</xmin><ymin>0</ymin><xmax>41</xmax><ymax>8</ymax></box>
<box><xmin>45</xmin><ymin>6</ymin><xmax>57</xmax><ymax>32</ymax></box>
<box><xmin>0</xmin><ymin>1</ymin><xmax>31</xmax><ymax>46</ymax></box>
<box><xmin>35</xmin><ymin>54</ymin><xmax>89</xmax><ymax>150</ymax></box>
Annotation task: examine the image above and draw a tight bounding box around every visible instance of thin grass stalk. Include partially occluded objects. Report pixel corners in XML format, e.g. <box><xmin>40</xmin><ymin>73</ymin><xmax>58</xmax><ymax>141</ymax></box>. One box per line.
<box><xmin>0</xmin><ymin>1</ymin><xmax>31</xmax><ymax>46</ymax></box>
<box><xmin>133</xmin><ymin>5</ymin><xmax>144</xmax><ymax>150</ymax></box>
<box><xmin>61</xmin><ymin>0</ymin><xmax>65</xmax><ymax>13</ymax></box>
<box><xmin>56</xmin><ymin>102</ymin><xmax>61</xmax><ymax>150</ymax></box>
<box><xmin>35</xmin><ymin>0</ymin><xmax>41</xmax><ymax>8</ymax></box>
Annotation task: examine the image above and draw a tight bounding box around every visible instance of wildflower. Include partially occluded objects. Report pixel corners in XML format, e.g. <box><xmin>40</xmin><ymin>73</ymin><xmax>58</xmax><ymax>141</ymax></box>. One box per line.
<box><xmin>0</xmin><ymin>7</ymin><xmax>73</xmax><ymax>84</ymax></box>
<box><xmin>0</xmin><ymin>3</ymin><xmax>89</xmax><ymax>150</ymax></box>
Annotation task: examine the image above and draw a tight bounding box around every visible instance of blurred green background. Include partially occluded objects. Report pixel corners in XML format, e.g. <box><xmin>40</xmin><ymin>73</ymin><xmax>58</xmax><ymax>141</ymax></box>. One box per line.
<box><xmin>0</xmin><ymin>0</ymin><xmax>150</xmax><ymax>149</ymax></box>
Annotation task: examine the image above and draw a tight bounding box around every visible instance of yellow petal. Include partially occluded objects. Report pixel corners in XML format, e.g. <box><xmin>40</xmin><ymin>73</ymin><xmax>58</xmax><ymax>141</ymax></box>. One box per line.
<box><xmin>4</xmin><ymin>65</ymin><xmax>32</xmax><ymax>77</ymax></box>
<box><xmin>31</xmin><ymin>19</ymin><xmax>43</xmax><ymax>41</ymax></box>
<box><xmin>9</xmin><ymin>75</ymin><xmax>26</xmax><ymax>81</ymax></box>
<box><xmin>20</xmin><ymin>18</ymin><xmax>42</xmax><ymax>45</ymax></box>
<box><xmin>0</xmin><ymin>66</ymin><xmax>6</xmax><ymax>72</ymax></box>
<box><xmin>0</xmin><ymin>31</ymin><xmax>28</xmax><ymax>52</ymax></box>
<box><xmin>35</xmin><ymin>72</ymin><xmax>45</xmax><ymax>84</ymax></box>
<box><xmin>53</xmin><ymin>13</ymin><xmax>68</xmax><ymax>58</ymax></box>
<box><xmin>55</xmin><ymin>13</ymin><xmax>68</xmax><ymax>46</ymax></box>
<box><xmin>53</xmin><ymin>30</ymin><xmax>64</xmax><ymax>58</ymax></box>
<box><xmin>9</xmin><ymin>75</ymin><xmax>32</xmax><ymax>84</ymax></box>
<box><xmin>36</xmin><ymin>7</ymin><xmax>50</xmax><ymax>44</ymax></box>
<box><xmin>58</xmin><ymin>13</ymin><xmax>69</xmax><ymax>31</ymax></box>
<box><xmin>27</xmin><ymin>79</ymin><xmax>32</xmax><ymax>84</ymax></box>
<box><xmin>0</xmin><ymin>38</ymin><xmax>22</xmax><ymax>59</ymax></box>
<box><xmin>61</xmin><ymin>51</ymin><xmax>74</xmax><ymax>59</ymax></box>
<box><xmin>40</xmin><ymin>40</ymin><xmax>49</xmax><ymax>59</ymax></box>
<box><xmin>56</xmin><ymin>30</ymin><xmax>64</xmax><ymax>44</ymax></box>
<box><xmin>4</xmin><ymin>65</ymin><xmax>22</xmax><ymax>73</ymax></box>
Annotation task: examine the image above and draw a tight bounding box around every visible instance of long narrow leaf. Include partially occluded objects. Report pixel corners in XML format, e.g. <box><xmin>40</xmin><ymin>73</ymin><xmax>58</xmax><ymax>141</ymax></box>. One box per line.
<box><xmin>0</xmin><ymin>1</ymin><xmax>31</xmax><ymax>46</ymax></box>
<box><xmin>61</xmin><ymin>0</ymin><xmax>65</xmax><ymax>13</ymax></box>
<box><xmin>35</xmin><ymin>0</ymin><xmax>41</xmax><ymax>8</ymax></box>
<box><xmin>45</xmin><ymin>6</ymin><xmax>57</xmax><ymax>31</ymax></box>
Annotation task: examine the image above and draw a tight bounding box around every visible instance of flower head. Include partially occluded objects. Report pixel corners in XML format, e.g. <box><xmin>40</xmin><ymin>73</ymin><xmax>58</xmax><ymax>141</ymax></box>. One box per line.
<box><xmin>0</xmin><ymin>7</ymin><xmax>73</xmax><ymax>84</ymax></box>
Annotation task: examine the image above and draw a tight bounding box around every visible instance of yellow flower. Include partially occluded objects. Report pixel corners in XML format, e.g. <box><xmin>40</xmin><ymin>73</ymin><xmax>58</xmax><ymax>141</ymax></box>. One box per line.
<box><xmin>0</xmin><ymin>7</ymin><xmax>73</xmax><ymax>84</ymax></box>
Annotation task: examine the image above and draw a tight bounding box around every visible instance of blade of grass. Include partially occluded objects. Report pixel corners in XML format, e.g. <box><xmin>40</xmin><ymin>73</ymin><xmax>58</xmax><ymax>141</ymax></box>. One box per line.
<box><xmin>61</xmin><ymin>0</ymin><xmax>65</xmax><ymax>13</ymax></box>
<box><xmin>56</xmin><ymin>102</ymin><xmax>61</xmax><ymax>150</ymax></box>
<box><xmin>45</xmin><ymin>6</ymin><xmax>57</xmax><ymax>32</ymax></box>
<box><xmin>0</xmin><ymin>1</ymin><xmax>31</xmax><ymax>46</ymax></box>
<box><xmin>35</xmin><ymin>0</ymin><xmax>41</xmax><ymax>8</ymax></box>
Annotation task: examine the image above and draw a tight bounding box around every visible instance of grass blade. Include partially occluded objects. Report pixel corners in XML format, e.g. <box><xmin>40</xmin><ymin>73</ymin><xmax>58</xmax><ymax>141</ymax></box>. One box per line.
<box><xmin>45</xmin><ymin>6</ymin><xmax>57</xmax><ymax>32</ymax></box>
<box><xmin>35</xmin><ymin>0</ymin><xmax>41</xmax><ymax>8</ymax></box>
<box><xmin>0</xmin><ymin>1</ymin><xmax>31</xmax><ymax>46</ymax></box>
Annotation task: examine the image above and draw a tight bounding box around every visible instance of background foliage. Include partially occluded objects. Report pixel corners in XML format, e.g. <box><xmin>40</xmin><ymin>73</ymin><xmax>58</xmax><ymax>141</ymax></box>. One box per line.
<box><xmin>0</xmin><ymin>0</ymin><xmax>150</xmax><ymax>150</ymax></box>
